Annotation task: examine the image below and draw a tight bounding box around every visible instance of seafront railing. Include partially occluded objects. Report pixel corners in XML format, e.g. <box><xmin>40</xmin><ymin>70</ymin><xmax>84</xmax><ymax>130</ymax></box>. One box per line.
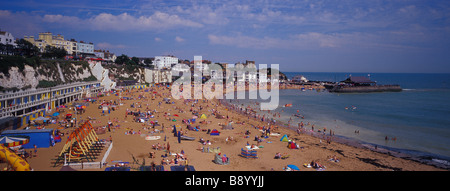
<box><xmin>0</xmin><ymin>81</ymin><xmax>103</xmax><ymax>119</ymax></box>
<box><xmin>0</xmin><ymin>81</ymin><xmax>101</xmax><ymax>100</ymax></box>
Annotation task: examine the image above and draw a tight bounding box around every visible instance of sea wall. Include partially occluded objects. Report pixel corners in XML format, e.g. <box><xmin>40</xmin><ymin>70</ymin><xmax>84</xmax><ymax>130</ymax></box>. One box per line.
<box><xmin>330</xmin><ymin>85</ymin><xmax>402</xmax><ymax>93</ymax></box>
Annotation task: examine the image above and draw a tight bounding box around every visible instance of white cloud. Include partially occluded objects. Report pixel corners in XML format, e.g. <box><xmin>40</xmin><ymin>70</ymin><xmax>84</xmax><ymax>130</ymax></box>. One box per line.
<box><xmin>175</xmin><ymin>36</ymin><xmax>185</xmax><ymax>42</ymax></box>
<box><xmin>154</xmin><ymin>37</ymin><xmax>162</xmax><ymax>42</ymax></box>
<box><xmin>0</xmin><ymin>10</ymin><xmax>45</xmax><ymax>36</ymax></box>
<box><xmin>96</xmin><ymin>42</ymin><xmax>127</xmax><ymax>49</ymax></box>
<box><xmin>207</xmin><ymin>31</ymin><xmax>425</xmax><ymax>51</ymax></box>
<box><xmin>175</xmin><ymin>4</ymin><xmax>229</xmax><ymax>25</ymax></box>
<box><xmin>208</xmin><ymin>34</ymin><xmax>284</xmax><ymax>49</ymax></box>
<box><xmin>41</xmin><ymin>11</ymin><xmax>203</xmax><ymax>32</ymax></box>
<box><xmin>43</xmin><ymin>14</ymin><xmax>83</xmax><ymax>24</ymax></box>
<box><xmin>208</xmin><ymin>33</ymin><xmax>342</xmax><ymax>49</ymax></box>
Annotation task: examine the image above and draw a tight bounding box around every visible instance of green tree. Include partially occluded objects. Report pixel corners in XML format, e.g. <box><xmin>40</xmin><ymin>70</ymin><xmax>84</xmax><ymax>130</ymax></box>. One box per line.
<box><xmin>42</xmin><ymin>45</ymin><xmax>67</xmax><ymax>59</ymax></box>
<box><xmin>115</xmin><ymin>54</ymin><xmax>130</xmax><ymax>65</ymax></box>
<box><xmin>144</xmin><ymin>58</ymin><xmax>152</xmax><ymax>65</ymax></box>
<box><xmin>131</xmin><ymin>56</ymin><xmax>139</xmax><ymax>65</ymax></box>
<box><xmin>15</xmin><ymin>39</ymin><xmax>40</xmax><ymax>57</ymax></box>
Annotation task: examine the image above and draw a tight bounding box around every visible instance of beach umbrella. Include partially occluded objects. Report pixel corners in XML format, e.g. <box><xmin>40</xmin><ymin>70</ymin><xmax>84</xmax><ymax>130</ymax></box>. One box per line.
<box><xmin>287</xmin><ymin>164</ymin><xmax>300</xmax><ymax>171</ymax></box>
<box><xmin>174</xmin><ymin>114</ymin><xmax>179</xmax><ymax>117</ymax></box>
<box><xmin>52</xmin><ymin>112</ymin><xmax>60</xmax><ymax>116</ymax></box>
<box><xmin>34</xmin><ymin>116</ymin><xmax>50</xmax><ymax>121</ymax></box>
<box><xmin>0</xmin><ymin>136</ymin><xmax>30</xmax><ymax>147</ymax></box>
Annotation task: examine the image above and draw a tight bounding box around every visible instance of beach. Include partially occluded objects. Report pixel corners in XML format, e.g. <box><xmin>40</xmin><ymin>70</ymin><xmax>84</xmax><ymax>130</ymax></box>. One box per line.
<box><xmin>8</xmin><ymin>84</ymin><xmax>445</xmax><ymax>171</ymax></box>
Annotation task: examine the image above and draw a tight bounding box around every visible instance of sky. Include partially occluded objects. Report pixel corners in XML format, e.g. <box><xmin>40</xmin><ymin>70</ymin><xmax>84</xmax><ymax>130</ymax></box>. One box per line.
<box><xmin>1</xmin><ymin>0</ymin><xmax>450</xmax><ymax>73</ymax></box>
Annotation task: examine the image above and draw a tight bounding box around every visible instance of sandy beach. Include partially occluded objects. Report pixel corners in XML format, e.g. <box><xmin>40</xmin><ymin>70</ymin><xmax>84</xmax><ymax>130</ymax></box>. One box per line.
<box><xmin>6</xmin><ymin>84</ymin><xmax>445</xmax><ymax>171</ymax></box>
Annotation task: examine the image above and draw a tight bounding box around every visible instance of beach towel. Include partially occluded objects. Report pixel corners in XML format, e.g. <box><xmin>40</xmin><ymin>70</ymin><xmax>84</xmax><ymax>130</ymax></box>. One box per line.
<box><xmin>170</xmin><ymin>165</ymin><xmax>196</xmax><ymax>171</ymax></box>
<box><xmin>245</xmin><ymin>145</ymin><xmax>259</xmax><ymax>150</ymax></box>
<box><xmin>140</xmin><ymin>165</ymin><xmax>165</xmax><ymax>171</ymax></box>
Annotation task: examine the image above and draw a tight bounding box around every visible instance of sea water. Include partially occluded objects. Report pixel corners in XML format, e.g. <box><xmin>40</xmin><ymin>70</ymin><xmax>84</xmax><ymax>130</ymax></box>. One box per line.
<box><xmin>233</xmin><ymin>72</ymin><xmax>450</xmax><ymax>169</ymax></box>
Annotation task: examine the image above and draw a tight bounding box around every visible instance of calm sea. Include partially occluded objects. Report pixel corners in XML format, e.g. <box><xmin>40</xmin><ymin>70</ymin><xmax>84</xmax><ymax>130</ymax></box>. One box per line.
<box><xmin>234</xmin><ymin>72</ymin><xmax>450</xmax><ymax>169</ymax></box>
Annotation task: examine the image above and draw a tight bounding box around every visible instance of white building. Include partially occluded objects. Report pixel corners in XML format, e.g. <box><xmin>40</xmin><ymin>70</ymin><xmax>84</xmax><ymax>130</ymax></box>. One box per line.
<box><xmin>154</xmin><ymin>56</ymin><xmax>178</xmax><ymax>69</ymax></box>
<box><xmin>144</xmin><ymin>69</ymin><xmax>172</xmax><ymax>84</ymax></box>
<box><xmin>291</xmin><ymin>75</ymin><xmax>308</xmax><ymax>83</ymax></box>
<box><xmin>94</xmin><ymin>51</ymin><xmax>104</xmax><ymax>59</ymax></box>
<box><xmin>0</xmin><ymin>31</ymin><xmax>17</xmax><ymax>46</ymax></box>
<box><xmin>171</xmin><ymin>63</ymin><xmax>190</xmax><ymax>76</ymax></box>
<box><xmin>77</xmin><ymin>41</ymin><xmax>94</xmax><ymax>54</ymax></box>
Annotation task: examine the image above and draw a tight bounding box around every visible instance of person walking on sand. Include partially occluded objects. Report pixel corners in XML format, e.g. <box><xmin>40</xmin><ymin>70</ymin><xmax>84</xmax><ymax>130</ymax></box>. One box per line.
<box><xmin>34</xmin><ymin>144</ymin><xmax>38</xmax><ymax>157</ymax></box>
<box><xmin>167</xmin><ymin>142</ymin><xmax>171</xmax><ymax>154</ymax></box>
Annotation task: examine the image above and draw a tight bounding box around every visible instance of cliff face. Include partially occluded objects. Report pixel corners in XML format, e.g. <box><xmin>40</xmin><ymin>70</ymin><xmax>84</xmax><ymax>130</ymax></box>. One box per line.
<box><xmin>0</xmin><ymin>60</ymin><xmax>95</xmax><ymax>91</ymax></box>
<box><xmin>0</xmin><ymin>59</ymin><xmax>161</xmax><ymax>92</ymax></box>
<box><xmin>89</xmin><ymin>61</ymin><xmax>116</xmax><ymax>90</ymax></box>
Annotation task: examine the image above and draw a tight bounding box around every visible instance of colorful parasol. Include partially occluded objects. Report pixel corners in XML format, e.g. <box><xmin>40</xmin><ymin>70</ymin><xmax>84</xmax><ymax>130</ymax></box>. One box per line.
<box><xmin>0</xmin><ymin>136</ymin><xmax>30</xmax><ymax>147</ymax></box>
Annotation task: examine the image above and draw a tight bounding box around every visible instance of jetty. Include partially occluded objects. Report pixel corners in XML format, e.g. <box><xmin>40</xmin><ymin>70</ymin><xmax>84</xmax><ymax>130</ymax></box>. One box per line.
<box><xmin>325</xmin><ymin>76</ymin><xmax>402</xmax><ymax>93</ymax></box>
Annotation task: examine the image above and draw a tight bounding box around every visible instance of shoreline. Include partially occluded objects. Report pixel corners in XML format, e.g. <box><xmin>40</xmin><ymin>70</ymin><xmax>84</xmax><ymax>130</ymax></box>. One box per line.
<box><xmin>222</xmin><ymin>87</ymin><xmax>450</xmax><ymax>170</ymax></box>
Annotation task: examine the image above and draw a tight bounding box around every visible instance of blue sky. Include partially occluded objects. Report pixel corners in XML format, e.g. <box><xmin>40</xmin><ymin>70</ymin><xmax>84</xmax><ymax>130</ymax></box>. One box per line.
<box><xmin>1</xmin><ymin>0</ymin><xmax>449</xmax><ymax>73</ymax></box>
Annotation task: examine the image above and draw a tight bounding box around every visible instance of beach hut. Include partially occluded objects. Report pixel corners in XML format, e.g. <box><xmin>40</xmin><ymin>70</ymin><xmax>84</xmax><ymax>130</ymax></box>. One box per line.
<box><xmin>210</xmin><ymin>129</ymin><xmax>220</xmax><ymax>136</ymax></box>
<box><xmin>280</xmin><ymin>134</ymin><xmax>289</xmax><ymax>142</ymax></box>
